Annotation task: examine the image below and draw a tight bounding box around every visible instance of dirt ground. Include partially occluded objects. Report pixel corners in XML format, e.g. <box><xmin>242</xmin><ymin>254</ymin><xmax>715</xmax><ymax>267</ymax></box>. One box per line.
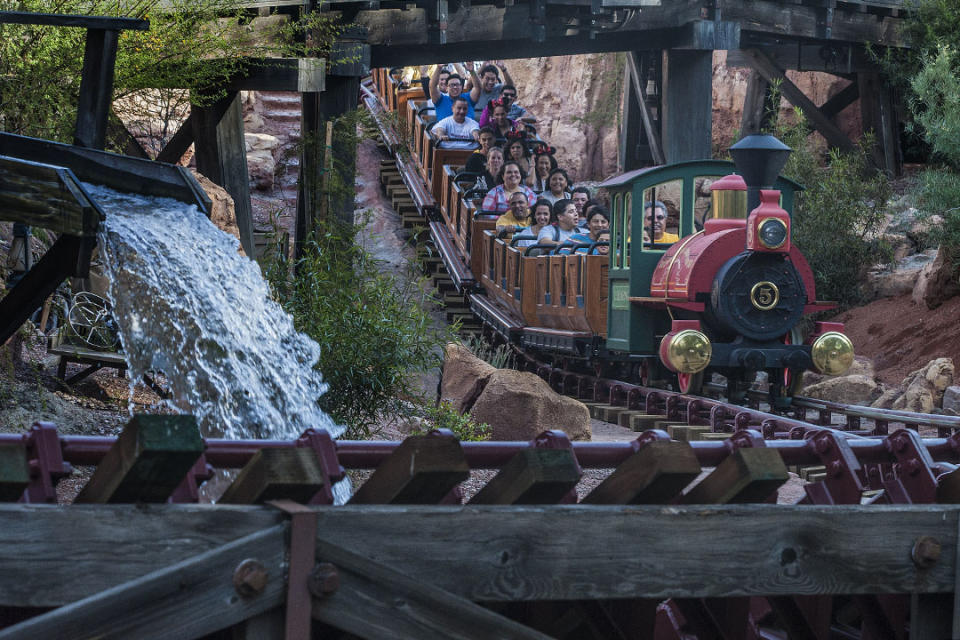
<box><xmin>833</xmin><ymin>293</ymin><xmax>960</xmax><ymax>386</ymax></box>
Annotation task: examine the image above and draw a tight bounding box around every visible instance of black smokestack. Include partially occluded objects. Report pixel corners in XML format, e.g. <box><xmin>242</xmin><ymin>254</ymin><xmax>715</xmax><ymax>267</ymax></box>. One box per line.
<box><xmin>728</xmin><ymin>134</ymin><xmax>792</xmax><ymax>214</ymax></box>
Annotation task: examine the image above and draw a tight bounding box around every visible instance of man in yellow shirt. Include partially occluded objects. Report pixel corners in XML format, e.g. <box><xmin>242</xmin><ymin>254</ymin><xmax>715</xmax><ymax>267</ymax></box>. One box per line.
<box><xmin>645</xmin><ymin>200</ymin><xmax>679</xmax><ymax>245</ymax></box>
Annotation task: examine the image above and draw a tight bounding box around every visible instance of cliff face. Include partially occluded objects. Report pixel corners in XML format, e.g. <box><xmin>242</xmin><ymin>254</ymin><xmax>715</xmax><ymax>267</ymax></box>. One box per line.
<box><xmin>505</xmin><ymin>51</ymin><xmax>862</xmax><ymax>182</ymax></box>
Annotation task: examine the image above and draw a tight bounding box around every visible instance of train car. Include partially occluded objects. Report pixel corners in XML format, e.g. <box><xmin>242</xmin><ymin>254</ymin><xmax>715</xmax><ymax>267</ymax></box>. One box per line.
<box><xmin>364</xmin><ymin>74</ymin><xmax>855</xmax><ymax>405</ymax></box>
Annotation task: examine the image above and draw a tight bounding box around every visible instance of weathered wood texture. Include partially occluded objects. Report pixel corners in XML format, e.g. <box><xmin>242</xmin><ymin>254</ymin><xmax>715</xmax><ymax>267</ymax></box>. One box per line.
<box><xmin>73</xmin><ymin>415</ymin><xmax>203</xmax><ymax>504</ymax></box>
<box><xmin>0</xmin><ymin>133</ymin><xmax>211</xmax><ymax>214</ymax></box>
<box><xmin>0</xmin><ymin>504</ymin><xmax>956</xmax><ymax>608</ymax></box>
<box><xmin>0</xmin><ymin>156</ymin><xmax>100</xmax><ymax>236</ymax></box>
<box><xmin>349</xmin><ymin>433</ymin><xmax>470</xmax><ymax>504</ymax></box>
<box><xmin>0</xmin><ymin>504</ymin><xmax>284</xmax><ymax>607</ymax></box>
<box><xmin>0</xmin><ymin>445</ymin><xmax>28</xmax><ymax>502</ymax></box>
<box><xmin>681</xmin><ymin>447</ymin><xmax>788</xmax><ymax>504</ymax></box>
<box><xmin>74</xmin><ymin>27</ymin><xmax>118</xmax><ymax>150</ymax></box>
<box><xmin>0</xmin><ymin>526</ymin><xmax>287</xmax><ymax>640</ymax></box>
<box><xmin>469</xmin><ymin>449</ymin><xmax>581</xmax><ymax>505</ymax></box>
<box><xmin>0</xmin><ymin>11</ymin><xmax>147</xmax><ymax>30</ymax></box>
<box><xmin>218</xmin><ymin>448</ymin><xmax>326</xmax><ymax>504</ymax></box>
<box><xmin>192</xmin><ymin>91</ymin><xmax>255</xmax><ymax>255</ymax></box>
<box><xmin>312</xmin><ymin>538</ymin><xmax>553</xmax><ymax>639</ymax></box>
<box><xmin>583</xmin><ymin>440</ymin><xmax>701</xmax><ymax>504</ymax></box>
<box><xmin>662</xmin><ymin>49</ymin><xmax>713</xmax><ymax>163</ymax></box>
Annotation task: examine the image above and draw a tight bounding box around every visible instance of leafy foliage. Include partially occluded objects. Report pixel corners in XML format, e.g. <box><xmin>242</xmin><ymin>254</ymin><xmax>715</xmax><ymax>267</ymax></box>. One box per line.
<box><xmin>917</xmin><ymin>167</ymin><xmax>960</xmax><ymax>263</ymax></box>
<box><xmin>413</xmin><ymin>401</ymin><xmax>491</xmax><ymax>441</ymax></box>
<box><xmin>768</xmin><ymin>106</ymin><xmax>891</xmax><ymax>308</ymax></box>
<box><xmin>909</xmin><ymin>45</ymin><xmax>960</xmax><ymax>169</ymax></box>
<box><xmin>268</xmin><ymin>222</ymin><xmax>453</xmax><ymax>438</ymax></box>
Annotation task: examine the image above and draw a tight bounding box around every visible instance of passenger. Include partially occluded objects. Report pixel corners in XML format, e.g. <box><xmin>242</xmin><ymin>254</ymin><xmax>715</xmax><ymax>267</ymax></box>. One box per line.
<box><xmin>496</xmin><ymin>191</ymin><xmax>533</xmax><ymax>234</ymax></box>
<box><xmin>645</xmin><ymin>200</ymin><xmax>679</xmax><ymax>244</ymax></box>
<box><xmin>512</xmin><ymin>199</ymin><xmax>552</xmax><ymax>248</ymax></box>
<box><xmin>505</xmin><ymin>135</ymin><xmax>531</xmax><ymax>178</ymax></box>
<box><xmin>432</xmin><ymin>97</ymin><xmax>479</xmax><ymax>149</ymax></box>
<box><xmin>464</xmin><ymin>127</ymin><xmax>498</xmax><ymax>174</ymax></box>
<box><xmin>478</xmin><ymin>84</ymin><xmax>536</xmax><ymax>126</ymax></box>
<box><xmin>482</xmin><ymin>161</ymin><xmax>537</xmax><ymax>213</ymax></box>
<box><xmin>478</xmin><ymin>147</ymin><xmax>505</xmax><ymax>191</ymax></box>
<box><xmin>430</xmin><ymin>67</ymin><xmax>475</xmax><ymax>121</ymax></box>
<box><xmin>540</xmin><ymin>168</ymin><xmax>571</xmax><ymax>206</ymax></box>
<box><xmin>593</xmin><ymin>231</ymin><xmax>611</xmax><ymax>256</ymax></box>
<box><xmin>537</xmin><ymin>198</ymin><xmax>579</xmax><ymax>246</ymax></box>
<box><xmin>469</xmin><ymin>62</ymin><xmax>514</xmax><ymax>114</ymax></box>
<box><xmin>424</xmin><ymin>66</ymin><xmax>450</xmax><ymax>108</ymax></box>
<box><xmin>487</xmin><ymin>99</ymin><xmax>520</xmax><ymax>142</ymax></box>
<box><xmin>570</xmin><ymin>186</ymin><xmax>591</xmax><ymax>226</ymax></box>
<box><xmin>579</xmin><ymin>200</ymin><xmax>602</xmax><ymax>231</ymax></box>
<box><xmin>567</xmin><ymin>205</ymin><xmax>609</xmax><ymax>253</ymax></box>
<box><xmin>527</xmin><ymin>148</ymin><xmax>557</xmax><ymax>192</ymax></box>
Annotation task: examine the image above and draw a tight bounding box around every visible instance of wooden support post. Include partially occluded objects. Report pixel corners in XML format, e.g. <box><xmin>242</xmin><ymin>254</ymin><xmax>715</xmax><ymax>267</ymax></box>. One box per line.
<box><xmin>75</xmin><ymin>28</ymin><xmax>119</xmax><ymax>150</ymax></box>
<box><xmin>661</xmin><ymin>50</ymin><xmax>712</xmax><ymax>162</ymax></box>
<box><xmin>218</xmin><ymin>449</ymin><xmax>326</xmax><ymax>504</ymax></box>
<box><xmin>740</xmin><ymin>70</ymin><xmax>771</xmax><ymax>136</ymax></box>
<box><xmin>192</xmin><ymin>91</ymin><xmax>256</xmax><ymax>256</ymax></box>
<box><xmin>349</xmin><ymin>433</ymin><xmax>469</xmax><ymax>504</ymax></box>
<box><xmin>620</xmin><ymin>54</ymin><xmax>643</xmax><ymax>172</ymax></box>
<box><xmin>625</xmin><ymin>51</ymin><xmax>665</xmax><ymax>166</ymax></box>
<box><xmin>0</xmin><ymin>445</ymin><xmax>28</xmax><ymax>502</ymax></box>
<box><xmin>469</xmin><ymin>449</ymin><xmax>581</xmax><ymax>505</ymax></box>
<box><xmin>74</xmin><ymin>415</ymin><xmax>203</xmax><ymax>504</ymax></box>
<box><xmin>742</xmin><ymin>49</ymin><xmax>854</xmax><ymax>153</ymax></box>
<box><xmin>583</xmin><ymin>440</ymin><xmax>701</xmax><ymax>504</ymax></box>
<box><xmin>0</xmin><ymin>525</ymin><xmax>287</xmax><ymax>640</ymax></box>
<box><xmin>859</xmin><ymin>72</ymin><xmax>902</xmax><ymax>176</ymax></box>
<box><xmin>681</xmin><ymin>447</ymin><xmax>789</xmax><ymax>504</ymax></box>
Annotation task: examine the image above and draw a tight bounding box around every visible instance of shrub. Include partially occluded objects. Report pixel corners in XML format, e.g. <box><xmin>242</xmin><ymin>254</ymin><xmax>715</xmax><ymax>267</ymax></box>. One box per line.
<box><xmin>909</xmin><ymin>45</ymin><xmax>960</xmax><ymax>169</ymax></box>
<box><xmin>269</xmin><ymin>222</ymin><xmax>454</xmax><ymax>438</ymax></box>
<box><xmin>917</xmin><ymin>166</ymin><xmax>960</xmax><ymax>264</ymax></box>
<box><xmin>413</xmin><ymin>401</ymin><xmax>490</xmax><ymax>441</ymax></box>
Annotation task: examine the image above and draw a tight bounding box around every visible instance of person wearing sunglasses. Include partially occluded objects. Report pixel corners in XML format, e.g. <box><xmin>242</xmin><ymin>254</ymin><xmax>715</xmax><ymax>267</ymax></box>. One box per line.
<box><xmin>478</xmin><ymin>85</ymin><xmax>536</xmax><ymax>127</ymax></box>
<box><xmin>645</xmin><ymin>200</ymin><xmax>679</xmax><ymax>245</ymax></box>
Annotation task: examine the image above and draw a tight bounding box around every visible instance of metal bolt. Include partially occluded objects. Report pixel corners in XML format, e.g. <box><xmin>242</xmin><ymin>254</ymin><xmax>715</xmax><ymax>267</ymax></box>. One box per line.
<box><xmin>233</xmin><ymin>559</ymin><xmax>269</xmax><ymax>598</ymax></box>
<box><xmin>828</xmin><ymin>460</ymin><xmax>844</xmax><ymax>477</ymax></box>
<box><xmin>814</xmin><ymin>437</ymin><xmax>831</xmax><ymax>454</ymax></box>
<box><xmin>911</xmin><ymin>536</ymin><xmax>942</xmax><ymax>569</ymax></box>
<box><xmin>308</xmin><ymin>562</ymin><xmax>340</xmax><ymax>598</ymax></box>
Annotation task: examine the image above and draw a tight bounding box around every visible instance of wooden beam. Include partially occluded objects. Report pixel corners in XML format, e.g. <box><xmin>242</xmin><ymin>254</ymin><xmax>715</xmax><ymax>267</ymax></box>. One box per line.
<box><xmin>75</xmin><ymin>28</ymin><xmax>119</xmax><ymax>150</ymax></box>
<box><xmin>681</xmin><ymin>447</ymin><xmax>788</xmax><ymax>504</ymax></box>
<box><xmin>727</xmin><ymin>43</ymin><xmax>880</xmax><ymax>74</ymax></box>
<box><xmin>73</xmin><ymin>415</ymin><xmax>204</xmax><ymax>504</ymax></box>
<box><xmin>0</xmin><ymin>11</ymin><xmax>148</xmax><ymax>30</ymax></box>
<box><xmin>0</xmin><ymin>504</ymin><xmax>957</xmax><ymax>607</ymax></box>
<box><xmin>740</xmin><ymin>70</ymin><xmax>771</xmax><ymax>136</ymax></box>
<box><xmin>582</xmin><ymin>440</ymin><xmax>700</xmax><ymax>504</ymax></box>
<box><xmin>154</xmin><ymin>112</ymin><xmax>197</xmax><ymax>165</ymax></box>
<box><xmin>0</xmin><ymin>157</ymin><xmax>99</xmax><ymax>236</ymax></box>
<box><xmin>0</xmin><ymin>444</ymin><xmax>28</xmax><ymax>502</ymax></box>
<box><xmin>740</xmin><ymin>48</ymin><xmax>854</xmax><ymax>152</ymax></box>
<box><xmin>662</xmin><ymin>49</ymin><xmax>713</xmax><ymax>162</ymax></box>
<box><xmin>311</xmin><ymin>537</ymin><xmax>553</xmax><ymax>639</ymax></box>
<box><xmin>0</xmin><ymin>526</ymin><xmax>286</xmax><ymax>640</ymax></box>
<box><xmin>819</xmin><ymin>80</ymin><xmax>860</xmax><ymax>120</ymax></box>
<box><xmin>468</xmin><ymin>449</ymin><xmax>581</xmax><ymax>504</ymax></box>
<box><xmin>218</xmin><ymin>448</ymin><xmax>326</xmax><ymax>504</ymax></box>
<box><xmin>625</xmin><ymin>51</ymin><xmax>665</xmax><ymax>165</ymax></box>
<box><xmin>192</xmin><ymin>90</ymin><xmax>256</xmax><ymax>255</ymax></box>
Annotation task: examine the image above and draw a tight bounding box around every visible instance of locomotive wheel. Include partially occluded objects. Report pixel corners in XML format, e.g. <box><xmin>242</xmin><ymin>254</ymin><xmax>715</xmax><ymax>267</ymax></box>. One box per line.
<box><xmin>780</xmin><ymin>327</ymin><xmax>805</xmax><ymax>397</ymax></box>
<box><xmin>677</xmin><ymin>371</ymin><xmax>705</xmax><ymax>395</ymax></box>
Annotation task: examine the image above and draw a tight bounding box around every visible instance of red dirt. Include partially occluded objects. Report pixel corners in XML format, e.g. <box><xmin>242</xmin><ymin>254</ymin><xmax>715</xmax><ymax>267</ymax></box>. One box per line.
<box><xmin>832</xmin><ymin>293</ymin><xmax>960</xmax><ymax>387</ymax></box>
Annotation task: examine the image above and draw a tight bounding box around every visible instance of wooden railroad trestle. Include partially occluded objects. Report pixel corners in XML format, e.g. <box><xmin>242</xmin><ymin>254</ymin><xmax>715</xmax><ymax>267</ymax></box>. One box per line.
<box><xmin>1</xmin><ymin>416</ymin><xmax>960</xmax><ymax>638</ymax></box>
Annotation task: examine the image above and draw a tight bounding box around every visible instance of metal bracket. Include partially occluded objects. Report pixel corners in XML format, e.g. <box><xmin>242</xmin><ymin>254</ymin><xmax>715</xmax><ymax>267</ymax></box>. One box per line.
<box><xmin>882</xmin><ymin>428</ymin><xmax>938</xmax><ymax>504</ymax></box>
<box><xmin>267</xmin><ymin>500</ymin><xmax>319</xmax><ymax>640</ymax></box>
<box><xmin>296</xmin><ymin>428</ymin><xmax>346</xmax><ymax>505</ymax></box>
<box><xmin>803</xmin><ymin>430</ymin><xmax>865</xmax><ymax>505</ymax></box>
<box><xmin>21</xmin><ymin>422</ymin><xmax>73</xmax><ymax>503</ymax></box>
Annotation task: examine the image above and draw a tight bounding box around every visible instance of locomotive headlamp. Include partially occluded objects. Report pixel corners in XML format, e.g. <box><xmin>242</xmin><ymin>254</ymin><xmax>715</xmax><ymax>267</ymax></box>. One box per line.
<box><xmin>665</xmin><ymin>329</ymin><xmax>712</xmax><ymax>374</ymax></box>
<box><xmin>758</xmin><ymin>218</ymin><xmax>788</xmax><ymax>249</ymax></box>
<box><xmin>810</xmin><ymin>331</ymin><xmax>855</xmax><ymax>376</ymax></box>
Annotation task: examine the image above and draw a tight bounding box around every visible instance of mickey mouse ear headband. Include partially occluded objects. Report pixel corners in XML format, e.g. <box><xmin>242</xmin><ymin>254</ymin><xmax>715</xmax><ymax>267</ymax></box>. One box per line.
<box><xmin>534</xmin><ymin>144</ymin><xmax>556</xmax><ymax>156</ymax></box>
<box><xmin>506</xmin><ymin>129</ymin><xmax>527</xmax><ymax>141</ymax></box>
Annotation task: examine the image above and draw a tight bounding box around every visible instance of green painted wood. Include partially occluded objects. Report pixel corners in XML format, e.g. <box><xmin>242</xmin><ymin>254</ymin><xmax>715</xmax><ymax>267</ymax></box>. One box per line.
<box><xmin>469</xmin><ymin>449</ymin><xmax>581</xmax><ymax>505</ymax></box>
<box><xmin>218</xmin><ymin>448</ymin><xmax>326</xmax><ymax>504</ymax></box>
<box><xmin>583</xmin><ymin>440</ymin><xmax>701</xmax><ymax>504</ymax></box>
<box><xmin>74</xmin><ymin>415</ymin><xmax>203</xmax><ymax>504</ymax></box>
<box><xmin>0</xmin><ymin>445</ymin><xmax>28</xmax><ymax>502</ymax></box>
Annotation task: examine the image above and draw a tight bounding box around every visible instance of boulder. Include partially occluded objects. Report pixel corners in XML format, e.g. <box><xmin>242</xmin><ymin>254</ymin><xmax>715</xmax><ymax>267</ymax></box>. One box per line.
<box><xmin>892</xmin><ymin>358</ymin><xmax>955</xmax><ymax>413</ymax></box>
<box><xmin>189</xmin><ymin>170</ymin><xmax>244</xmax><ymax>254</ymax></box>
<box><xmin>245</xmin><ymin>132</ymin><xmax>280</xmax><ymax>153</ymax></box>
<box><xmin>913</xmin><ymin>247</ymin><xmax>960</xmax><ymax>309</ymax></box>
<box><xmin>469</xmin><ymin>369</ymin><xmax>591</xmax><ymax>441</ymax></box>
<box><xmin>801</xmin><ymin>356</ymin><xmax>875</xmax><ymax>389</ymax></box>
<box><xmin>801</xmin><ymin>374</ymin><xmax>881</xmax><ymax>405</ymax></box>
<box><xmin>871</xmin><ymin>388</ymin><xmax>903</xmax><ymax>409</ymax></box>
<box><xmin>863</xmin><ymin>249</ymin><xmax>936</xmax><ymax>300</ymax></box>
<box><xmin>247</xmin><ymin>150</ymin><xmax>276</xmax><ymax>191</ymax></box>
<box><xmin>942</xmin><ymin>385</ymin><xmax>960</xmax><ymax>415</ymax></box>
<box><xmin>439</xmin><ymin>343</ymin><xmax>496</xmax><ymax>413</ymax></box>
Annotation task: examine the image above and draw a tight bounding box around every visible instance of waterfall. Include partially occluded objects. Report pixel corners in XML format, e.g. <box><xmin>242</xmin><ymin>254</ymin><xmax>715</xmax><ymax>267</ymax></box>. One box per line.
<box><xmin>92</xmin><ymin>184</ymin><xmax>342</xmax><ymax>445</ymax></box>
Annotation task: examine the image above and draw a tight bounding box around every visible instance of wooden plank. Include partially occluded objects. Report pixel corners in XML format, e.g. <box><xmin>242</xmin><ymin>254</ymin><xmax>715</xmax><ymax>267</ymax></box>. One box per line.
<box><xmin>311</xmin><ymin>537</ymin><xmax>553</xmax><ymax>639</ymax></box>
<box><xmin>0</xmin><ymin>157</ymin><xmax>97</xmax><ymax>235</ymax></box>
<box><xmin>627</xmin><ymin>413</ymin><xmax>668</xmax><ymax>430</ymax></box>
<box><xmin>349</xmin><ymin>433</ymin><xmax>470</xmax><ymax>504</ymax></box>
<box><xmin>668</xmin><ymin>425</ymin><xmax>714</xmax><ymax>442</ymax></box>
<box><xmin>0</xmin><ymin>11</ymin><xmax>148</xmax><ymax>30</ymax></box>
<box><xmin>219</xmin><ymin>448</ymin><xmax>326</xmax><ymax>504</ymax></box>
<box><xmin>0</xmin><ymin>504</ymin><xmax>284</xmax><ymax>607</ymax></box>
<box><xmin>583</xmin><ymin>440</ymin><xmax>701</xmax><ymax>504</ymax></box>
<box><xmin>74</xmin><ymin>415</ymin><xmax>203</xmax><ymax>504</ymax></box>
<box><xmin>681</xmin><ymin>447</ymin><xmax>789</xmax><ymax>504</ymax></box>
<box><xmin>625</xmin><ymin>51</ymin><xmax>665</xmax><ymax>165</ymax></box>
<box><xmin>0</xmin><ymin>525</ymin><xmax>286</xmax><ymax>640</ymax></box>
<box><xmin>662</xmin><ymin>49</ymin><xmax>713</xmax><ymax>163</ymax></box>
<box><xmin>469</xmin><ymin>449</ymin><xmax>581</xmax><ymax>505</ymax></box>
<box><xmin>0</xmin><ymin>444</ymin><xmax>28</xmax><ymax>502</ymax></box>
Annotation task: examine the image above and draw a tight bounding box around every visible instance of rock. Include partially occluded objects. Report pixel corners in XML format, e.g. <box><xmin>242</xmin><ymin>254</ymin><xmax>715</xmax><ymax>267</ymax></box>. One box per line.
<box><xmin>439</xmin><ymin>343</ymin><xmax>496</xmax><ymax>413</ymax></box>
<box><xmin>943</xmin><ymin>385</ymin><xmax>960</xmax><ymax>415</ymax></box>
<box><xmin>863</xmin><ymin>249</ymin><xmax>936</xmax><ymax>300</ymax></box>
<box><xmin>913</xmin><ymin>247</ymin><xmax>960</xmax><ymax>309</ymax></box>
<box><xmin>245</xmin><ymin>132</ymin><xmax>280</xmax><ymax>153</ymax></box>
<box><xmin>871</xmin><ymin>388</ymin><xmax>902</xmax><ymax>409</ymax></box>
<box><xmin>189</xmin><ymin>170</ymin><xmax>244</xmax><ymax>254</ymax></box>
<box><xmin>469</xmin><ymin>369</ymin><xmax>591</xmax><ymax>441</ymax></box>
<box><xmin>801</xmin><ymin>374</ymin><xmax>881</xmax><ymax>405</ymax></box>
<box><xmin>801</xmin><ymin>356</ymin><xmax>875</xmax><ymax>389</ymax></box>
<box><xmin>247</xmin><ymin>150</ymin><xmax>276</xmax><ymax>191</ymax></box>
<box><xmin>892</xmin><ymin>358</ymin><xmax>955</xmax><ymax>413</ymax></box>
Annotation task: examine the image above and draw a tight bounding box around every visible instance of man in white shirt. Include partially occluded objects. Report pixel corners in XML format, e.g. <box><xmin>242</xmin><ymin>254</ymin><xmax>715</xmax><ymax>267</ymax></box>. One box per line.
<box><xmin>432</xmin><ymin>97</ymin><xmax>480</xmax><ymax>149</ymax></box>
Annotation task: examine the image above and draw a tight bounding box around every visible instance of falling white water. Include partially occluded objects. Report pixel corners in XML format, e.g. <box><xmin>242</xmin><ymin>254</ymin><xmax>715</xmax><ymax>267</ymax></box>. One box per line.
<box><xmin>91</xmin><ymin>183</ymin><xmax>343</xmax><ymax>446</ymax></box>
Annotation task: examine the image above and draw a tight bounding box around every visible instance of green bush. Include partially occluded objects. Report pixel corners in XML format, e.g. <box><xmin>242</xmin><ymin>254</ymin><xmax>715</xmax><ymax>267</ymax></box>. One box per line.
<box><xmin>910</xmin><ymin>45</ymin><xmax>960</xmax><ymax>169</ymax></box>
<box><xmin>269</xmin><ymin>223</ymin><xmax>453</xmax><ymax>438</ymax></box>
<box><xmin>768</xmin><ymin>108</ymin><xmax>891</xmax><ymax>308</ymax></box>
<box><xmin>917</xmin><ymin>166</ymin><xmax>960</xmax><ymax>263</ymax></box>
<box><xmin>413</xmin><ymin>400</ymin><xmax>490</xmax><ymax>441</ymax></box>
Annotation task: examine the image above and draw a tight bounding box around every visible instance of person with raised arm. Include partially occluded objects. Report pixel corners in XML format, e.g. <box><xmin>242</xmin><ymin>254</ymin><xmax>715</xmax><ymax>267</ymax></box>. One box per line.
<box><xmin>430</xmin><ymin>65</ymin><xmax>476</xmax><ymax>121</ymax></box>
<box><xmin>432</xmin><ymin>96</ymin><xmax>480</xmax><ymax>149</ymax></box>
